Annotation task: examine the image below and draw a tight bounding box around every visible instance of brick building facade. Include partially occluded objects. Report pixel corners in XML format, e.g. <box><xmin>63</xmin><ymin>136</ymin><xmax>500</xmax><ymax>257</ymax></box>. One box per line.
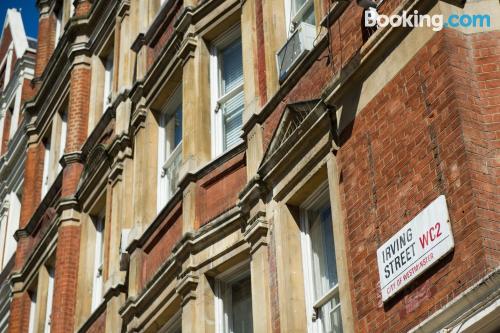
<box><xmin>0</xmin><ymin>0</ymin><xmax>499</xmax><ymax>332</ymax></box>
<box><xmin>0</xmin><ymin>8</ymin><xmax>37</xmax><ymax>333</ymax></box>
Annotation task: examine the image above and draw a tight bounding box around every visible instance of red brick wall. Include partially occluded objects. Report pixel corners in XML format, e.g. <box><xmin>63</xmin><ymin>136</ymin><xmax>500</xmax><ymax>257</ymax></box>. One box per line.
<box><xmin>196</xmin><ymin>152</ymin><xmax>247</xmax><ymax>227</ymax></box>
<box><xmin>50</xmin><ymin>225</ymin><xmax>82</xmax><ymax>333</ymax></box>
<box><xmin>141</xmin><ymin>202</ymin><xmax>183</xmax><ymax>288</ymax></box>
<box><xmin>333</xmin><ymin>29</ymin><xmax>497</xmax><ymax>332</ymax></box>
<box><xmin>0</xmin><ymin>26</ymin><xmax>13</xmax><ymax>67</ymax></box>
<box><xmin>1</xmin><ymin>108</ymin><xmax>12</xmax><ymax>154</ymax></box>
<box><xmin>255</xmin><ymin>0</ymin><xmax>267</xmax><ymax>105</ymax></box>
<box><xmin>465</xmin><ymin>31</ymin><xmax>500</xmax><ymax>268</ymax></box>
<box><xmin>7</xmin><ymin>293</ymin><xmax>31</xmax><ymax>333</ymax></box>
<box><xmin>262</xmin><ymin>2</ymin><xmax>364</xmax><ymax>152</ymax></box>
<box><xmin>147</xmin><ymin>0</ymin><xmax>183</xmax><ymax>69</ymax></box>
<box><xmin>63</xmin><ymin>64</ymin><xmax>91</xmax><ymax>197</ymax></box>
<box><xmin>35</xmin><ymin>13</ymin><xmax>56</xmax><ymax>79</ymax></box>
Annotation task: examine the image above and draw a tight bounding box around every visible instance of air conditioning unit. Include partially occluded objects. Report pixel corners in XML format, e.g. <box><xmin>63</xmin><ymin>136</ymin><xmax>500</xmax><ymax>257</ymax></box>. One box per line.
<box><xmin>276</xmin><ymin>22</ymin><xmax>316</xmax><ymax>83</ymax></box>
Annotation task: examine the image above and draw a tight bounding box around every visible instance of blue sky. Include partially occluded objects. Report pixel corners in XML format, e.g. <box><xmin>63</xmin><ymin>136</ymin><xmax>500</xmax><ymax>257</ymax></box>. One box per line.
<box><xmin>0</xmin><ymin>0</ymin><xmax>39</xmax><ymax>38</ymax></box>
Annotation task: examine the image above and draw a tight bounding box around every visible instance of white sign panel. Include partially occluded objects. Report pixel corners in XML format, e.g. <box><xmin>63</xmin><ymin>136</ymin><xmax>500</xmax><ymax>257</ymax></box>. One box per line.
<box><xmin>377</xmin><ymin>195</ymin><xmax>454</xmax><ymax>301</ymax></box>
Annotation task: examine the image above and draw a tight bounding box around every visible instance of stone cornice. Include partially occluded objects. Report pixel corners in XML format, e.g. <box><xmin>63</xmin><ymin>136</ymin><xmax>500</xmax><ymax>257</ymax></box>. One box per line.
<box><xmin>120</xmin><ymin>206</ymin><xmax>242</xmax><ymax>321</ymax></box>
<box><xmin>11</xmin><ymin>214</ymin><xmax>59</xmax><ymax>294</ymax></box>
<box><xmin>15</xmin><ymin>172</ymin><xmax>62</xmax><ymax>239</ymax></box>
<box><xmin>243</xmin><ymin>214</ymin><xmax>269</xmax><ymax>255</ymax></box>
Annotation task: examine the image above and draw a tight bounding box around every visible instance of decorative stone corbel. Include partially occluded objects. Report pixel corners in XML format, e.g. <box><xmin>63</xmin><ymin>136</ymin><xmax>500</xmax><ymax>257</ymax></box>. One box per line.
<box><xmin>176</xmin><ymin>272</ymin><xmax>199</xmax><ymax>306</ymax></box>
<box><xmin>243</xmin><ymin>213</ymin><xmax>269</xmax><ymax>255</ymax></box>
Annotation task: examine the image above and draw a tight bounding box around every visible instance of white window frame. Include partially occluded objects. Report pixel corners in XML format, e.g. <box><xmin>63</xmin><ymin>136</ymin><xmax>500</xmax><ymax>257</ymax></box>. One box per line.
<box><xmin>28</xmin><ymin>289</ymin><xmax>37</xmax><ymax>333</ymax></box>
<box><xmin>55</xmin><ymin>6</ymin><xmax>63</xmax><ymax>43</ymax></box>
<box><xmin>9</xmin><ymin>82</ymin><xmax>23</xmax><ymax>140</ymax></box>
<box><xmin>6</xmin><ymin>102</ymin><xmax>15</xmax><ymax>141</ymax></box>
<box><xmin>157</xmin><ymin>86</ymin><xmax>183</xmax><ymax>213</ymax></box>
<box><xmin>91</xmin><ymin>214</ymin><xmax>105</xmax><ymax>311</ymax></box>
<box><xmin>284</xmin><ymin>0</ymin><xmax>315</xmax><ymax>36</ymax></box>
<box><xmin>58</xmin><ymin>109</ymin><xmax>67</xmax><ymax>172</ymax></box>
<box><xmin>4</xmin><ymin>189</ymin><xmax>21</xmax><ymax>267</ymax></box>
<box><xmin>44</xmin><ymin>266</ymin><xmax>55</xmax><ymax>332</ymax></box>
<box><xmin>41</xmin><ymin>138</ymin><xmax>51</xmax><ymax>197</ymax></box>
<box><xmin>209</xmin><ymin>24</ymin><xmax>244</xmax><ymax>158</ymax></box>
<box><xmin>70</xmin><ymin>0</ymin><xmax>75</xmax><ymax>17</ymax></box>
<box><xmin>214</xmin><ymin>262</ymin><xmax>252</xmax><ymax>333</ymax></box>
<box><xmin>300</xmin><ymin>183</ymin><xmax>342</xmax><ymax>333</ymax></box>
<box><xmin>103</xmin><ymin>52</ymin><xmax>114</xmax><ymax>113</ymax></box>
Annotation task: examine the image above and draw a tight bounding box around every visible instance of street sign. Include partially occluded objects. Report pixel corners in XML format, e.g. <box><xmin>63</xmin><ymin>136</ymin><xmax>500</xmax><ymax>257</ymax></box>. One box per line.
<box><xmin>377</xmin><ymin>195</ymin><xmax>454</xmax><ymax>301</ymax></box>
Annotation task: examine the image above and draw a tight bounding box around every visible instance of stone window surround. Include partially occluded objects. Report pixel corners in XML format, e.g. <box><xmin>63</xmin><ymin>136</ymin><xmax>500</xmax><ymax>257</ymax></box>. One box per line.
<box><xmin>213</xmin><ymin>260</ymin><xmax>252</xmax><ymax>333</ymax></box>
<box><xmin>270</xmin><ymin>150</ymin><xmax>354</xmax><ymax>333</ymax></box>
<box><xmin>40</xmin><ymin>101</ymin><xmax>68</xmax><ymax>198</ymax></box>
<box><xmin>54</xmin><ymin>0</ymin><xmax>77</xmax><ymax>44</ymax></box>
<box><xmin>75</xmin><ymin>191</ymin><xmax>109</xmax><ymax>327</ymax></box>
<box><xmin>28</xmin><ymin>257</ymin><xmax>56</xmax><ymax>333</ymax></box>
<box><xmin>299</xmin><ymin>181</ymin><xmax>342</xmax><ymax>333</ymax></box>
<box><xmin>156</xmin><ymin>83</ymin><xmax>183</xmax><ymax>214</ymax></box>
<box><xmin>209</xmin><ymin>23</ymin><xmax>244</xmax><ymax>158</ymax></box>
<box><xmin>89</xmin><ymin>35</ymin><xmax>116</xmax><ymax>136</ymax></box>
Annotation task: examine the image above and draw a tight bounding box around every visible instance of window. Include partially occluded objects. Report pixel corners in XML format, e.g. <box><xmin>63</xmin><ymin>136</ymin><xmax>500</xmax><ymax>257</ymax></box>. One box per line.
<box><xmin>55</xmin><ymin>6</ymin><xmax>63</xmax><ymax>43</ymax></box>
<box><xmin>58</xmin><ymin>109</ymin><xmax>67</xmax><ymax>171</ymax></box>
<box><xmin>103</xmin><ymin>51</ymin><xmax>114</xmax><ymax>112</ymax></box>
<box><xmin>285</xmin><ymin>0</ymin><xmax>315</xmax><ymax>36</ymax></box>
<box><xmin>4</xmin><ymin>105</ymin><xmax>14</xmax><ymax>145</ymax></box>
<box><xmin>3</xmin><ymin>189</ymin><xmax>21</xmax><ymax>268</ymax></box>
<box><xmin>41</xmin><ymin>137</ymin><xmax>51</xmax><ymax>197</ymax></box>
<box><xmin>215</xmin><ymin>268</ymin><xmax>253</xmax><ymax>333</ymax></box>
<box><xmin>28</xmin><ymin>289</ymin><xmax>37</xmax><ymax>333</ymax></box>
<box><xmin>157</xmin><ymin>87</ymin><xmax>183</xmax><ymax>213</ymax></box>
<box><xmin>44</xmin><ymin>266</ymin><xmax>55</xmax><ymax>332</ymax></box>
<box><xmin>300</xmin><ymin>184</ymin><xmax>342</xmax><ymax>333</ymax></box>
<box><xmin>91</xmin><ymin>214</ymin><xmax>105</xmax><ymax>311</ymax></box>
<box><xmin>210</xmin><ymin>25</ymin><xmax>244</xmax><ymax>157</ymax></box>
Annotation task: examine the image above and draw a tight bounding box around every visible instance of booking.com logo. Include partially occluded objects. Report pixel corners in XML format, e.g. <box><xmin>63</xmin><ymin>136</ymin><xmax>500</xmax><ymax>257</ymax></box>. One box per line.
<box><xmin>365</xmin><ymin>9</ymin><xmax>492</xmax><ymax>31</ymax></box>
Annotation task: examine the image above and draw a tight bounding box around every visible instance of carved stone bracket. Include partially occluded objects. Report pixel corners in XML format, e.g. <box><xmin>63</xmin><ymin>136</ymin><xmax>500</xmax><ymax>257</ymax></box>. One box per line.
<box><xmin>243</xmin><ymin>213</ymin><xmax>269</xmax><ymax>255</ymax></box>
<box><xmin>176</xmin><ymin>272</ymin><xmax>199</xmax><ymax>306</ymax></box>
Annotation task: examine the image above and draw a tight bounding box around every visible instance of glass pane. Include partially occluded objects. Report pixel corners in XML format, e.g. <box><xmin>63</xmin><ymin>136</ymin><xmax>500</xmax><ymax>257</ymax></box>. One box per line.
<box><xmin>221</xmin><ymin>39</ymin><xmax>243</xmax><ymax>94</ymax></box>
<box><xmin>309</xmin><ymin>205</ymin><xmax>338</xmax><ymax>301</ymax></box>
<box><xmin>291</xmin><ymin>0</ymin><xmax>315</xmax><ymax>26</ymax></box>
<box><xmin>303</xmin><ymin>4</ymin><xmax>315</xmax><ymax>25</ymax></box>
<box><xmin>222</xmin><ymin>90</ymin><xmax>244</xmax><ymax>150</ymax></box>
<box><xmin>292</xmin><ymin>0</ymin><xmax>307</xmax><ymax>15</ymax></box>
<box><xmin>174</xmin><ymin>107</ymin><xmax>182</xmax><ymax>147</ymax></box>
<box><xmin>318</xmin><ymin>295</ymin><xmax>342</xmax><ymax>333</ymax></box>
<box><xmin>231</xmin><ymin>276</ymin><xmax>253</xmax><ymax>333</ymax></box>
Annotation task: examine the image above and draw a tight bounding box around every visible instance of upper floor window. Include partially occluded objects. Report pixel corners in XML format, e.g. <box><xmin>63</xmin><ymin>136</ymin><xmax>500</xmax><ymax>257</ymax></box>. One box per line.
<box><xmin>210</xmin><ymin>25</ymin><xmax>244</xmax><ymax>157</ymax></box>
<box><xmin>55</xmin><ymin>5</ymin><xmax>63</xmax><ymax>43</ymax></box>
<box><xmin>157</xmin><ymin>86</ymin><xmax>182</xmax><ymax>213</ymax></box>
<box><xmin>300</xmin><ymin>184</ymin><xmax>342</xmax><ymax>333</ymax></box>
<box><xmin>103</xmin><ymin>51</ymin><xmax>114</xmax><ymax>112</ymax></box>
<box><xmin>41</xmin><ymin>135</ymin><xmax>51</xmax><ymax>197</ymax></box>
<box><xmin>215</xmin><ymin>267</ymin><xmax>253</xmax><ymax>333</ymax></box>
<box><xmin>91</xmin><ymin>213</ymin><xmax>105</xmax><ymax>311</ymax></box>
<box><xmin>44</xmin><ymin>265</ymin><xmax>55</xmax><ymax>332</ymax></box>
<box><xmin>57</xmin><ymin>109</ymin><xmax>67</xmax><ymax>172</ymax></box>
<box><xmin>286</xmin><ymin>0</ymin><xmax>315</xmax><ymax>35</ymax></box>
<box><xmin>28</xmin><ymin>288</ymin><xmax>37</xmax><ymax>333</ymax></box>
